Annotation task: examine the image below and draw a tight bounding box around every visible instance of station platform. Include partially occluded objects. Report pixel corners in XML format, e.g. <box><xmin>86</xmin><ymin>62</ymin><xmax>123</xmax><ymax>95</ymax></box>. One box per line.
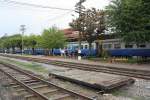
<box><xmin>1</xmin><ymin>53</ymin><xmax>150</xmax><ymax>72</ymax></box>
<box><xmin>33</xmin><ymin>55</ymin><xmax>150</xmax><ymax>72</ymax></box>
<box><xmin>49</xmin><ymin>68</ymin><xmax>134</xmax><ymax>91</ymax></box>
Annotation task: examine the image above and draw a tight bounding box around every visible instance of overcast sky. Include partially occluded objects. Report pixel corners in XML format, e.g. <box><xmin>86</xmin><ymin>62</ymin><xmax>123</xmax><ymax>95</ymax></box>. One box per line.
<box><xmin>0</xmin><ymin>0</ymin><xmax>111</xmax><ymax>37</ymax></box>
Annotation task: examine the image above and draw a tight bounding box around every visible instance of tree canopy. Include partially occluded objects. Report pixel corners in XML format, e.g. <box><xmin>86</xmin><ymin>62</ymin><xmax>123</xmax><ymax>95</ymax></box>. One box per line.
<box><xmin>40</xmin><ymin>27</ymin><xmax>66</xmax><ymax>49</ymax></box>
<box><xmin>0</xmin><ymin>27</ymin><xmax>66</xmax><ymax>54</ymax></box>
<box><xmin>1</xmin><ymin>34</ymin><xmax>22</xmax><ymax>49</ymax></box>
<box><xmin>106</xmin><ymin>0</ymin><xmax>150</xmax><ymax>44</ymax></box>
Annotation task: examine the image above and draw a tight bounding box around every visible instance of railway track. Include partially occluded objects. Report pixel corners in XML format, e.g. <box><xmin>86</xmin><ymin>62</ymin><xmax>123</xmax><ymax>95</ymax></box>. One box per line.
<box><xmin>0</xmin><ymin>62</ymin><xmax>94</xmax><ymax>100</ymax></box>
<box><xmin>1</xmin><ymin>54</ymin><xmax>150</xmax><ymax>80</ymax></box>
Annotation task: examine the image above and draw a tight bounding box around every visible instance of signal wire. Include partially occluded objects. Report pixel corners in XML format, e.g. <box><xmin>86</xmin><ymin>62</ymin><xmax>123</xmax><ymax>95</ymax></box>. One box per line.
<box><xmin>1</xmin><ymin>0</ymin><xmax>75</xmax><ymax>11</ymax></box>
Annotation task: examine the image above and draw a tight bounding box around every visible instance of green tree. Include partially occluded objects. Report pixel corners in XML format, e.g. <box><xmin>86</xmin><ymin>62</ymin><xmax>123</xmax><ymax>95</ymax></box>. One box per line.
<box><xmin>24</xmin><ymin>34</ymin><xmax>38</xmax><ymax>54</ymax></box>
<box><xmin>2</xmin><ymin>37</ymin><xmax>11</xmax><ymax>52</ymax></box>
<box><xmin>11</xmin><ymin>34</ymin><xmax>22</xmax><ymax>51</ymax></box>
<box><xmin>0</xmin><ymin>38</ymin><xmax>2</xmax><ymax>49</ymax></box>
<box><xmin>0</xmin><ymin>38</ymin><xmax>3</xmax><ymax>52</ymax></box>
<box><xmin>0</xmin><ymin>35</ymin><xmax>9</xmax><ymax>52</ymax></box>
<box><xmin>9</xmin><ymin>34</ymin><xmax>22</xmax><ymax>53</ymax></box>
<box><xmin>0</xmin><ymin>34</ymin><xmax>22</xmax><ymax>53</ymax></box>
<box><xmin>106</xmin><ymin>0</ymin><xmax>150</xmax><ymax>44</ymax></box>
<box><xmin>35</xmin><ymin>35</ymin><xmax>43</xmax><ymax>48</ymax></box>
<box><xmin>41</xmin><ymin>27</ymin><xmax>66</xmax><ymax>55</ymax></box>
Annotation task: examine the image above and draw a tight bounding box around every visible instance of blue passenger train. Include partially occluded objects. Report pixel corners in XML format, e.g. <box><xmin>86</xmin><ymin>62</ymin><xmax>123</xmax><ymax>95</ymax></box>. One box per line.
<box><xmin>23</xmin><ymin>48</ymin><xmax>150</xmax><ymax>57</ymax></box>
<box><xmin>1</xmin><ymin>38</ymin><xmax>149</xmax><ymax>57</ymax></box>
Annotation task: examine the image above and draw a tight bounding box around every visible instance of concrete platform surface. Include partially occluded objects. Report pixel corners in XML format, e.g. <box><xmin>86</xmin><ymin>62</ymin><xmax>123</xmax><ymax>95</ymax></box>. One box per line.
<box><xmin>24</xmin><ymin>55</ymin><xmax>150</xmax><ymax>72</ymax></box>
<box><xmin>49</xmin><ymin>68</ymin><xmax>134</xmax><ymax>91</ymax></box>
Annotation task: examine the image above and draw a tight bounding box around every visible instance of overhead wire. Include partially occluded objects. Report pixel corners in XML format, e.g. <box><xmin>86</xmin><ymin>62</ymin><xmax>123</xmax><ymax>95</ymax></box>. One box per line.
<box><xmin>0</xmin><ymin>0</ymin><xmax>76</xmax><ymax>21</ymax></box>
<box><xmin>1</xmin><ymin>0</ymin><xmax>75</xmax><ymax>11</ymax></box>
<box><xmin>0</xmin><ymin>0</ymin><xmax>76</xmax><ymax>27</ymax></box>
<box><xmin>46</xmin><ymin>10</ymin><xmax>74</xmax><ymax>22</ymax></box>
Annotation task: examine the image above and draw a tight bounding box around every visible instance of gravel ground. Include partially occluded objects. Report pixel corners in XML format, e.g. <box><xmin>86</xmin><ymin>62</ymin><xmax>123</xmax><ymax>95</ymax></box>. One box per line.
<box><xmin>1</xmin><ymin>56</ymin><xmax>150</xmax><ymax>100</ymax></box>
<box><xmin>112</xmin><ymin>79</ymin><xmax>150</xmax><ymax>100</ymax></box>
<box><xmin>0</xmin><ymin>71</ymin><xmax>24</xmax><ymax>100</ymax></box>
<box><xmin>49</xmin><ymin>77</ymin><xmax>101</xmax><ymax>99</ymax></box>
<box><xmin>47</xmin><ymin>76</ymin><xmax>150</xmax><ymax>100</ymax></box>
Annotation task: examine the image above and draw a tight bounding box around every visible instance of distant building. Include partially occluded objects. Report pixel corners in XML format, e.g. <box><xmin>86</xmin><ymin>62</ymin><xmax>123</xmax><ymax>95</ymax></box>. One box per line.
<box><xmin>61</xmin><ymin>28</ymin><xmax>79</xmax><ymax>42</ymax></box>
<box><xmin>61</xmin><ymin>28</ymin><xmax>115</xmax><ymax>50</ymax></box>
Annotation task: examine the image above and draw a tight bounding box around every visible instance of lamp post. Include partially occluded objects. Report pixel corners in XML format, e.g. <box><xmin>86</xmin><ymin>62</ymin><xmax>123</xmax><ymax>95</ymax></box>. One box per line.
<box><xmin>20</xmin><ymin>25</ymin><xmax>26</xmax><ymax>55</ymax></box>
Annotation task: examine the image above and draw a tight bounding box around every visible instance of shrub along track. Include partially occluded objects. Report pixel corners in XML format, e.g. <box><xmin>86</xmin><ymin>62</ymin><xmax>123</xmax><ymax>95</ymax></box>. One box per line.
<box><xmin>0</xmin><ymin>62</ymin><xmax>94</xmax><ymax>100</ymax></box>
<box><xmin>1</xmin><ymin>54</ymin><xmax>150</xmax><ymax>80</ymax></box>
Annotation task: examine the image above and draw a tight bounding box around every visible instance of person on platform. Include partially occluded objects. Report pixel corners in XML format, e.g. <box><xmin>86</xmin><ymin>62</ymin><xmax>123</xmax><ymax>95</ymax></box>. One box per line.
<box><xmin>78</xmin><ymin>48</ymin><xmax>81</xmax><ymax>60</ymax></box>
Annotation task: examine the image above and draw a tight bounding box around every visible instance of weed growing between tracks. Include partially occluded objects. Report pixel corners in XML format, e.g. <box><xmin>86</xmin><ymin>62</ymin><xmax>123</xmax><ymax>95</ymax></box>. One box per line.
<box><xmin>0</xmin><ymin>57</ymin><xmax>48</xmax><ymax>75</ymax></box>
<box><xmin>14</xmin><ymin>61</ymin><xmax>48</xmax><ymax>73</ymax></box>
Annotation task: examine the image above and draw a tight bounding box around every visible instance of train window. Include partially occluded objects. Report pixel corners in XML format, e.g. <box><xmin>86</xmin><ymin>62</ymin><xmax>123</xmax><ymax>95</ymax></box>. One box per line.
<box><xmin>85</xmin><ymin>45</ymin><xmax>88</xmax><ymax>49</ymax></box>
<box><xmin>81</xmin><ymin>45</ymin><xmax>84</xmax><ymax>49</ymax></box>
<box><xmin>108</xmin><ymin>44</ymin><xmax>112</xmax><ymax>49</ymax></box>
<box><xmin>125</xmin><ymin>44</ymin><xmax>133</xmax><ymax>48</ymax></box>
<box><xmin>114</xmin><ymin>43</ymin><xmax>121</xmax><ymax>49</ymax></box>
<box><xmin>74</xmin><ymin>46</ymin><xmax>79</xmax><ymax>49</ymax></box>
<box><xmin>103</xmin><ymin>44</ymin><xmax>107</xmax><ymax>49</ymax></box>
<box><xmin>103</xmin><ymin>44</ymin><xmax>112</xmax><ymax>49</ymax></box>
<box><xmin>137</xmin><ymin>44</ymin><xmax>146</xmax><ymax>48</ymax></box>
<box><xmin>92</xmin><ymin>44</ymin><xmax>94</xmax><ymax>49</ymax></box>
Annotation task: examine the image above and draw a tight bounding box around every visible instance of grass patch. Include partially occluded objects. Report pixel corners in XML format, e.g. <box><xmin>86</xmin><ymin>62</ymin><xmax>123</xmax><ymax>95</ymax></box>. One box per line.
<box><xmin>132</xmin><ymin>96</ymin><xmax>145</xmax><ymax>100</ymax></box>
<box><xmin>112</xmin><ymin>90</ymin><xmax>127</xmax><ymax>96</ymax></box>
<box><xmin>112</xmin><ymin>90</ymin><xmax>147</xmax><ymax>100</ymax></box>
<box><xmin>86</xmin><ymin>56</ymin><xmax>150</xmax><ymax>64</ymax></box>
<box><xmin>14</xmin><ymin>61</ymin><xmax>48</xmax><ymax>73</ymax></box>
<box><xmin>0</xmin><ymin>58</ymin><xmax>48</xmax><ymax>74</ymax></box>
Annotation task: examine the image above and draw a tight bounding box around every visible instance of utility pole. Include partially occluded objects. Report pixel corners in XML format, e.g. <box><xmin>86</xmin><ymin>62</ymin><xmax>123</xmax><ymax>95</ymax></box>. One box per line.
<box><xmin>20</xmin><ymin>25</ymin><xmax>26</xmax><ymax>55</ymax></box>
<box><xmin>75</xmin><ymin>0</ymin><xmax>86</xmax><ymax>60</ymax></box>
<box><xmin>75</xmin><ymin>0</ymin><xmax>86</xmax><ymax>49</ymax></box>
